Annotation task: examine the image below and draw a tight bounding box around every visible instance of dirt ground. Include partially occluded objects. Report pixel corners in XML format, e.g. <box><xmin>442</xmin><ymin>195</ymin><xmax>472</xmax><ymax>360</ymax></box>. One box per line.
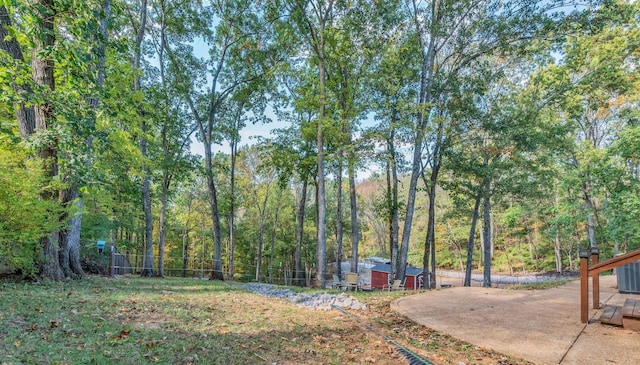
<box><xmin>392</xmin><ymin>275</ymin><xmax>640</xmax><ymax>365</ymax></box>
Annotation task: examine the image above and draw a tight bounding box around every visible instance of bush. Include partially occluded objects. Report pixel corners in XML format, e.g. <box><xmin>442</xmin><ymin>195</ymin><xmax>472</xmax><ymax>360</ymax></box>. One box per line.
<box><xmin>0</xmin><ymin>144</ymin><xmax>61</xmax><ymax>278</ymax></box>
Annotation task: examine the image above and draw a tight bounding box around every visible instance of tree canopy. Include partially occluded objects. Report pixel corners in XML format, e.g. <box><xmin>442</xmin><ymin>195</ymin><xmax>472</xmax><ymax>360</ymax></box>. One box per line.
<box><xmin>1</xmin><ymin>0</ymin><xmax>639</xmax><ymax>288</ymax></box>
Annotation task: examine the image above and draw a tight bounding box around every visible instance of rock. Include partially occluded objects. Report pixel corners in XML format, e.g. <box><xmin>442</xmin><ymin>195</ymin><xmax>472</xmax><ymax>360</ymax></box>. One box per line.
<box><xmin>238</xmin><ymin>283</ymin><xmax>366</xmax><ymax>311</ymax></box>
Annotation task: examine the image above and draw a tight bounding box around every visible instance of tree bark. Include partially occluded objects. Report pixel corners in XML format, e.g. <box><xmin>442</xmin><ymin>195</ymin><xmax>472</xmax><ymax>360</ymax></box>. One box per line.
<box><xmin>464</xmin><ymin>196</ymin><xmax>481</xmax><ymax>286</ymax></box>
<box><xmin>255</xmin><ymin>183</ymin><xmax>270</xmax><ymax>282</ymax></box>
<box><xmin>58</xmin><ymin>0</ymin><xmax>110</xmax><ymax>279</ymax></box>
<box><xmin>269</xmin><ymin>189</ymin><xmax>282</xmax><ymax>283</ymax></box>
<box><xmin>482</xmin><ymin>180</ymin><xmax>492</xmax><ymax>288</ymax></box>
<box><xmin>295</xmin><ymin>179</ymin><xmax>308</xmax><ymax>286</ymax></box>
<box><xmin>315</xmin><ymin>55</ymin><xmax>327</xmax><ymax>289</ymax></box>
<box><xmin>32</xmin><ymin>0</ymin><xmax>63</xmax><ymax>281</ymax></box>
<box><xmin>0</xmin><ymin>6</ymin><xmax>35</xmax><ymax>138</ymax></box>
<box><xmin>582</xmin><ymin>180</ymin><xmax>598</xmax><ymax>249</ymax></box>
<box><xmin>335</xmin><ymin>155</ymin><xmax>344</xmax><ymax>278</ymax></box>
<box><xmin>398</xmin><ymin>0</ymin><xmax>438</xmax><ymax>284</ymax></box>
<box><xmin>157</xmin><ymin>176</ymin><xmax>169</xmax><ymax>277</ymax></box>
<box><xmin>229</xmin><ymin>139</ymin><xmax>238</xmax><ymax>279</ymax></box>
<box><xmin>134</xmin><ymin>0</ymin><xmax>153</xmax><ymax>278</ymax></box>
<box><xmin>386</xmin><ymin>131</ymin><xmax>399</xmax><ymax>280</ymax></box>
<box><xmin>203</xmin><ymin>146</ymin><xmax>224</xmax><ymax>280</ymax></box>
<box><xmin>348</xmin><ymin>151</ymin><xmax>359</xmax><ymax>275</ymax></box>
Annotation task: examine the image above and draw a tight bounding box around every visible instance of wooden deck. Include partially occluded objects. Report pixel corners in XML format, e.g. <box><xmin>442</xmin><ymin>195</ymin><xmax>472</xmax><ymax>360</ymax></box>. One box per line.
<box><xmin>599</xmin><ymin>298</ymin><xmax>640</xmax><ymax>331</ymax></box>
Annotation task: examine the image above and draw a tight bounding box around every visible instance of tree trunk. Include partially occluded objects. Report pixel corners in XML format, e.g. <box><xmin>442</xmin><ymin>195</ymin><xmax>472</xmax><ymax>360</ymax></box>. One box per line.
<box><xmin>463</xmin><ymin>195</ymin><xmax>482</xmax><ymax>286</ymax></box>
<box><xmin>348</xmin><ymin>147</ymin><xmax>359</xmax><ymax>275</ymax></box>
<box><xmin>582</xmin><ymin>181</ymin><xmax>598</xmax><ymax>249</ymax></box>
<box><xmin>229</xmin><ymin>140</ymin><xmax>238</xmax><ymax>279</ymax></box>
<box><xmin>57</xmin><ymin>0</ymin><xmax>110</xmax><ymax>279</ymax></box>
<box><xmin>58</xmin><ymin>189</ymin><xmax>84</xmax><ymax>279</ymax></box>
<box><xmin>0</xmin><ymin>6</ymin><xmax>35</xmax><ymax>138</ymax></box>
<box><xmin>269</xmin><ymin>189</ymin><xmax>282</xmax><ymax>283</ymax></box>
<box><xmin>203</xmin><ymin>147</ymin><xmax>224</xmax><ymax>281</ymax></box>
<box><xmin>140</xmin><ymin>138</ymin><xmax>154</xmax><ymax>277</ymax></box>
<box><xmin>132</xmin><ymin>0</ymin><xmax>153</xmax><ymax>278</ymax></box>
<box><xmin>316</xmin><ymin>57</ymin><xmax>327</xmax><ymax>289</ymax></box>
<box><xmin>387</xmin><ymin>130</ymin><xmax>400</xmax><ymax>280</ymax></box>
<box><xmin>181</xmin><ymin>190</ymin><xmax>193</xmax><ymax>277</ymax></box>
<box><xmin>482</xmin><ymin>181</ymin><xmax>492</xmax><ymax>288</ymax></box>
<box><xmin>295</xmin><ymin>179</ymin><xmax>308</xmax><ymax>286</ymax></box>
<box><xmin>398</xmin><ymin>0</ymin><xmax>438</xmax><ymax>284</ymax></box>
<box><xmin>422</xmin><ymin>156</ymin><xmax>441</xmax><ymax>289</ymax></box>
<box><xmin>256</xmin><ymin>189</ymin><xmax>269</xmax><ymax>282</ymax></box>
<box><xmin>32</xmin><ymin>0</ymin><xmax>63</xmax><ymax>281</ymax></box>
<box><xmin>157</xmin><ymin>177</ymin><xmax>169</xmax><ymax>277</ymax></box>
<box><xmin>424</xmin><ymin>120</ymin><xmax>444</xmax><ymax>289</ymax></box>
<box><xmin>336</xmin><ymin>155</ymin><xmax>343</xmax><ymax>278</ymax></box>
<box><xmin>554</xmin><ymin>230</ymin><xmax>562</xmax><ymax>273</ymax></box>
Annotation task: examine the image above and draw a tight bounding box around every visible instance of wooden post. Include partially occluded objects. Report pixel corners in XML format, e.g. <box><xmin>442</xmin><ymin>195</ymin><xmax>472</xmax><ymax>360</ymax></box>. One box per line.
<box><xmin>109</xmin><ymin>244</ymin><xmax>115</xmax><ymax>277</ymax></box>
<box><xmin>591</xmin><ymin>247</ymin><xmax>600</xmax><ymax>310</ymax></box>
<box><xmin>580</xmin><ymin>248</ymin><xmax>590</xmax><ymax>323</ymax></box>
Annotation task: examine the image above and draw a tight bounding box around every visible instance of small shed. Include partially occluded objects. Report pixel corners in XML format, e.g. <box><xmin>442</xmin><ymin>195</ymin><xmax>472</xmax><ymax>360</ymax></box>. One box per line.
<box><xmin>370</xmin><ymin>264</ymin><xmax>424</xmax><ymax>290</ymax></box>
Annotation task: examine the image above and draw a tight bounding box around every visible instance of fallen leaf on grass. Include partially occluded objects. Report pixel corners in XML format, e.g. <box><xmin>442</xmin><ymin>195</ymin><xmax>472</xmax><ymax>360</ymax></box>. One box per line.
<box><xmin>113</xmin><ymin>329</ymin><xmax>131</xmax><ymax>340</ymax></box>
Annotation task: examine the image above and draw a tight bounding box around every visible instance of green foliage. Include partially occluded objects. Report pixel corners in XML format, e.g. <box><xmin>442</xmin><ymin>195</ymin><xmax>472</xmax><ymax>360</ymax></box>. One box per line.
<box><xmin>0</xmin><ymin>144</ymin><xmax>61</xmax><ymax>277</ymax></box>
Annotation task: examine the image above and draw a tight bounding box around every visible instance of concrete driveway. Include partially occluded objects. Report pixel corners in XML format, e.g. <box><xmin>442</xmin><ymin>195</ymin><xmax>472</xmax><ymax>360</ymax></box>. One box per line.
<box><xmin>392</xmin><ymin>275</ymin><xmax>640</xmax><ymax>365</ymax></box>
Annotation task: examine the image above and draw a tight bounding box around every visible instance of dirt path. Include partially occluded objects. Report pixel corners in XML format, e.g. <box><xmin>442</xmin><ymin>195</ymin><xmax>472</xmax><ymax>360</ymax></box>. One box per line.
<box><xmin>392</xmin><ymin>276</ymin><xmax>640</xmax><ymax>364</ymax></box>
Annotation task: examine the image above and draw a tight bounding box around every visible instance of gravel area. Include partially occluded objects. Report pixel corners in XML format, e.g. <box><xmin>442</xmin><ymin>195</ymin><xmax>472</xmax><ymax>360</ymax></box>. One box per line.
<box><xmin>238</xmin><ymin>282</ymin><xmax>367</xmax><ymax>311</ymax></box>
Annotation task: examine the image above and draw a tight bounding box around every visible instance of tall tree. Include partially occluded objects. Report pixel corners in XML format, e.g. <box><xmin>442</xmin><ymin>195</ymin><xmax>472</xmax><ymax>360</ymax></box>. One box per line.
<box><xmin>161</xmin><ymin>0</ymin><xmax>278</xmax><ymax>280</ymax></box>
<box><xmin>129</xmin><ymin>0</ymin><xmax>154</xmax><ymax>277</ymax></box>
<box><xmin>283</xmin><ymin>0</ymin><xmax>334</xmax><ymax>288</ymax></box>
<box><xmin>149</xmin><ymin>0</ymin><xmax>198</xmax><ymax>276</ymax></box>
<box><xmin>398</xmin><ymin>0</ymin><xmax>584</xmax><ymax>285</ymax></box>
<box><xmin>57</xmin><ymin>0</ymin><xmax>112</xmax><ymax>279</ymax></box>
<box><xmin>31</xmin><ymin>0</ymin><xmax>63</xmax><ymax>280</ymax></box>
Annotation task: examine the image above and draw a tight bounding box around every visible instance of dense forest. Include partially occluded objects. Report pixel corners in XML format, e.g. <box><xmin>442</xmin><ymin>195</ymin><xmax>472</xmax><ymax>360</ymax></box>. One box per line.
<box><xmin>0</xmin><ymin>0</ymin><xmax>639</xmax><ymax>288</ymax></box>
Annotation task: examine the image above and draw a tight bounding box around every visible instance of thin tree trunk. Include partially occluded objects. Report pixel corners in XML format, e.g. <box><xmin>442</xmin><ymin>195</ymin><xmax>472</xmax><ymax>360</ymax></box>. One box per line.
<box><xmin>157</xmin><ymin>177</ymin><xmax>169</xmax><ymax>277</ymax></box>
<box><xmin>135</xmin><ymin>0</ymin><xmax>153</xmax><ymax>278</ymax></box>
<box><xmin>295</xmin><ymin>179</ymin><xmax>308</xmax><ymax>286</ymax></box>
<box><xmin>463</xmin><ymin>195</ymin><xmax>482</xmax><ymax>286</ymax></box>
<box><xmin>229</xmin><ymin>140</ymin><xmax>238</xmax><ymax>279</ymax></box>
<box><xmin>256</xmin><ymin>187</ymin><xmax>270</xmax><ymax>282</ymax></box>
<box><xmin>203</xmin><ymin>147</ymin><xmax>224</xmax><ymax>281</ymax></box>
<box><xmin>181</xmin><ymin>188</ymin><xmax>194</xmax><ymax>277</ymax></box>
<box><xmin>421</xmin><ymin>157</ymin><xmax>441</xmax><ymax>289</ymax></box>
<box><xmin>348</xmin><ymin>148</ymin><xmax>359</xmax><ymax>275</ymax></box>
<box><xmin>398</xmin><ymin>0</ymin><xmax>438</xmax><ymax>284</ymax></box>
<box><xmin>336</xmin><ymin>155</ymin><xmax>343</xmax><ymax>278</ymax></box>
<box><xmin>555</xmin><ymin>230</ymin><xmax>562</xmax><ymax>273</ymax></box>
<box><xmin>269</xmin><ymin>189</ymin><xmax>282</xmax><ymax>283</ymax></box>
<box><xmin>387</xmin><ymin>129</ymin><xmax>400</xmax><ymax>280</ymax></box>
<box><xmin>582</xmin><ymin>181</ymin><xmax>598</xmax><ymax>249</ymax></box>
<box><xmin>316</xmin><ymin>58</ymin><xmax>327</xmax><ymax>289</ymax></box>
<box><xmin>482</xmin><ymin>181</ymin><xmax>492</xmax><ymax>288</ymax></box>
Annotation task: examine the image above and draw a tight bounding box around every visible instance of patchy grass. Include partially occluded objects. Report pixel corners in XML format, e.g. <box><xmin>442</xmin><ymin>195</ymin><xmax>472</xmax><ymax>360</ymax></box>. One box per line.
<box><xmin>0</xmin><ymin>277</ymin><xmax>532</xmax><ymax>365</ymax></box>
<box><xmin>505</xmin><ymin>279</ymin><xmax>572</xmax><ymax>290</ymax></box>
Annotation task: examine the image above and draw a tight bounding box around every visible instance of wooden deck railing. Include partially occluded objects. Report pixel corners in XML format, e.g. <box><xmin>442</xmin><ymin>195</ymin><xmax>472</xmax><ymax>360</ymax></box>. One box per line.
<box><xmin>580</xmin><ymin>248</ymin><xmax>640</xmax><ymax>323</ymax></box>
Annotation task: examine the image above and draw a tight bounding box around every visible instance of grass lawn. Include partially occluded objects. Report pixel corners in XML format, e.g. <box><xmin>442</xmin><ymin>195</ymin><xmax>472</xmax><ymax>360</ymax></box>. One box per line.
<box><xmin>0</xmin><ymin>276</ymin><xmax>533</xmax><ymax>364</ymax></box>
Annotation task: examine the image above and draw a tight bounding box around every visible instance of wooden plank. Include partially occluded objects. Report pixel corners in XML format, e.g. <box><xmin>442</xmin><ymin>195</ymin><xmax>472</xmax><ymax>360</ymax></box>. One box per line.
<box><xmin>600</xmin><ymin>306</ymin><xmax>624</xmax><ymax>326</ymax></box>
<box><xmin>634</xmin><ymin>300</ymin><xmax>640</xmax><ymax>318</ymax></box>
<box><xmin>622</xmin><ymin>299</ymin><xmax>640</xmax><ymax>318</ymax></box>
<box><xmin>588</xmin><ymin>248</ymin><xmax>640</xmax><ymax>275</ymax></box>
<box><xmin>600</xmin><ymin>306</ymin><xmax>616</xmax><ymax>321</ymax></box>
